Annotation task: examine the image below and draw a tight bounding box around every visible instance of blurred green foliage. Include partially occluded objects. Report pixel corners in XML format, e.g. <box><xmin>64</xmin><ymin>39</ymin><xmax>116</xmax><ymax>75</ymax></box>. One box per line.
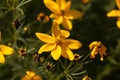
<box><xmin>0</xmin><ymin>0</ymin><xmax>120</xmax><ymax>80</ymax></box>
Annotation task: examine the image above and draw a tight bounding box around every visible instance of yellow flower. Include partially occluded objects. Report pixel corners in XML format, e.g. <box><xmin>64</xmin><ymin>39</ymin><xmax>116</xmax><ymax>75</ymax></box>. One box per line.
<box><xmin>107</xmin><ymin>0</ymin><xmax>120</xmax><ymax>28</ymax></box>
<box><xmin>82</xmin><ymin>75</ymin><xmax>91</xmax><ymax>80</ymax></box>
<box><xmin>89</xmin><ymin>41</ymin><xmax>107</xmax><ymax>61</ymax></box>
<box><xmin>43</xmin><ymin>0</ymin><xmax>82</xmax><ymax>30</ymax></box>
<box><xmin>21</xmin><ymin>71</ymin><xmax>42</xmax><ymax>80</ymax></box>
<box><xmin>0</xmin><ymin>45</ymin><xmax>14</xmax><ymax>63</ymax></box>
<box><xmin>35</xmin><ymin>23</ymin><xmax>82</xmax><ymax>60</ymax></box>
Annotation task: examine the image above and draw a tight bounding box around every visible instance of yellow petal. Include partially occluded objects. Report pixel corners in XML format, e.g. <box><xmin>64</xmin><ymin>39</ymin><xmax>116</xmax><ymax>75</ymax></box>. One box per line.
<box><xmin>117</xmin><ymin>18</ymin><xmax>120</xmax><ymax>28</ymax></box>
<box><xmin>64</xmin><ymin>39</ymin><xmax>82</xmax><ymax>49</ymax></box>
<box><xmin>90</xmin><ymin>46</ymin><xmax>98</xmax><ymax>59</ymax></box>
<box><xmin>60</xmin><ymin>30</ymin><xmax>70</xmax><ymax>38</ymax></box>
<box><xmin>54</xmin><ymin>16</ymin><xmax>63</xmax><ymax>25</ymax></box>
<box><xmin>62</xmin><ymin>18</ymin><xmax>72</xmax><ymax>30</ymax></box>
<box><xmin>99</xmin><ymin>45</ymin><xmax>107</xmax><ymax>56</ymax></box>
<box><xmin>0</xmin><ymin>53</ymin><xmax>5</xmax><ymax>63</ymax></box>
<box><xmin>65</xmin><ymin>10</ymin><xmax>83</xmax><ymax>19</ymax></box>
<box><xmin>116</xmin><ymin>0</ymin><xmax>120</xmax><ymax>9</ymax></box>
<box><xmin>107</xmin><ymin>10</ymin><xmax>120</xmax><ymax>17</ymax></box>
<box><xmin>44</xmin><ymin>0</ymin><xmax>60</xmax><ymax>13</ymax></box>
<box><xmin>35</xmin><ymin>33</ymin><xmax>55</xmax><ymax>43</ymax></box>
<box><xmin>50</xmin><ymin>14</ymin><xmax>63</xmax><ymax>24</ymax></box>
<box><xmin>64</xmin><ymin>1</ymin><xmax>71</xmax><ymax>11</ymax></box>
<box><xmin>26</xmin><ymin>71</ymin><xmax>35</xmax><ymax>77</ymax></box>
<box><xmin>61</xmin><ymin>48</ymin><xmax>69</xmax><ymax>58</ymax></box>
<box><xmin>99</xmin><ymin>45</ymin><xmax>107</xmax><ymax>61</ymax></box>
<box><xmin>38</xmin><ymin>44</ymin><xmax>56</xmax><ymax>54</ymax></box>
<box><xmin>51</xmin><ymin>45</ymin><xmax>61</xmax><ymax>60</ymax></box>
<box><xmin>52</xmin><ymin>23</ymin><xmax>60</xmax><ymax>39</ymax></box>
<box><xmin>56</xmin><ymin>0</ymin><xmax>66</xmax><ymax>10</ymax></box>
<box><xmin>61</xmin><ymin>47</ymin><xmax>74</xmax><ymax>60</ymax></box>
<box><xmin>65</xmin><ymin>48</ymin><xmax>74</xmax><ymax>61</ymax></box>
<box><xmin>50</xmin><ymin>14</ymin><xmax>58</xmax><ymax>18</ymax></box>
<box><xmin>0</xmin><ymin>45</ymin><xmax>13</xmax><ymax>55</ymax></box>
<box><xmin>33</xmin><ymin>75</ymin><xmax>42</xmax><ymax>80</ymax></box>
<box><xmin>89</xmin><ymin>41</ymin><xmax>97</xmax><ymax>50</ymax></box>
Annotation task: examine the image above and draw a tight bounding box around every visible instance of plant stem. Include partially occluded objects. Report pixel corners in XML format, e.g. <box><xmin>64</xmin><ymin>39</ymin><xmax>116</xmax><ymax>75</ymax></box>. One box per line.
<box><xmin>53</xmin><ymin>61</ymin><xmax>73</xmax><ymax>80</ymax></box>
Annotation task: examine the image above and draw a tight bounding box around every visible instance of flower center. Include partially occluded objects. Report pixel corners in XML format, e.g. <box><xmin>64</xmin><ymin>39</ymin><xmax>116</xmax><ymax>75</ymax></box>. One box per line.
<box><xmin>60</xmin><ymin>10</ymin><xmax>65</xmax><ymax>15</ymax></box>
<box><xmin>56</xmin><ymin>39</ymin><xmax>62</xmax><ymax>46</ymax></box>
<box><xmin>18</xmin><ymin>48</ymin><xmax>26</xmax><ymax>56</ymax></box>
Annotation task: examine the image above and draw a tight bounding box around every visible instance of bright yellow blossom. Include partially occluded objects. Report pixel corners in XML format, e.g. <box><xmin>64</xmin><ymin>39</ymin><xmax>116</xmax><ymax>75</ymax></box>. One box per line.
<box><xmin>43</xmin><ymin>0</ymin><xmax>82</xmax><ymax>30</ymax></box>
<box><xmin>0</xmin><ymin>45</ymin><xmax>14</xmax><ymax>63</ymax></box>
<box><xmin>107</xmin><ymin>0</ymin><xmax>120</xmax><ymax>28</ymax></box>
<box><xmin>89</xmin><ymin>41</ymin><xmax>107</xmax><ymax>61</ymax></box>
<box><xmin>21</xmin><ymin>71</ymin><xmax>42</xmax><ymax>80</ymax></box>
<box><xmin>35</xmin><ymin>23</ymin><xmax>82</xmax><ymax>60</ymax></box>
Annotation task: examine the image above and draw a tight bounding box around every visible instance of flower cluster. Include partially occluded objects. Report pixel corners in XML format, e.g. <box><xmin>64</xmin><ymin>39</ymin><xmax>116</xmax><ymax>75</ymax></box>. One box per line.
<box><xmin>35</xmin><ymin>0</ymin><xmax>83</xmax><ymax>61</ymax></box>
<box><xmin>1</xmin><ymin>0</ymin><xmax>115</xmax><ymax>80</ymax></box>
<box><xmin>35</xmin><ymin>0</ymin><xmax>107</xmax><ymax>62</ymax></box>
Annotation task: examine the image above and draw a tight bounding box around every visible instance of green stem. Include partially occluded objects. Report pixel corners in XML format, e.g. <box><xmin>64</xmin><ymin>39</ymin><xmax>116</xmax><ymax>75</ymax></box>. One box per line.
<box><xmin>69</xmin><ymin>53</ymin><xmax>91</xmax><ymax>73</ymax></box>
<box><xmin>11</xmin><ymin>3</ymin><xmax>18</xmax><ymax>49</ymax></box>
<box><xmin>53</xmin><ymin>72</ymin><xmax>65</xmax><ymax>80</ymax></box>
<box><xmin>53</xmin><ymin>61</ymin><xmax>73</xmax><ymax>80</ymax></box>
<box><xmin>43</xmin><ymin>54</ymin><xmax>51</xmax><ymax>63</ymax></box>
<box><xmin>6</xmin><ymin>0</ymin><xmax>11</xmax><ymax>8</ymax></box>
<box><xmin>67</xmin><ymin>74</ymin><xmax>73</xmax><ymax>80</ymax></box>
<box><xmin>81</xmin><ymin>52</ymin><xmax>91</xmax><ymax>63</ymax></box>
<box><xmin>66</xmin><ymin>62</ymin><xmax>73</xmax><ymax>71</ymax></box>
<box><xmin>59</xmin><ymin>59</ymin><xmax>65</xmax><ymax>69</ymax></box>
<box><xmin>13</xmin><ymin>0</ymin><xmax>16</xmax><ymax>9</ymax></box>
